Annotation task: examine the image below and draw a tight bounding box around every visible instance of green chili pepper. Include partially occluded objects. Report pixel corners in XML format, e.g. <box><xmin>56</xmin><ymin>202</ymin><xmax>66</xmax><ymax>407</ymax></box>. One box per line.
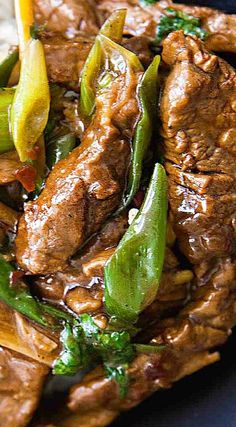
<box><xmin>119</xmin><ymin>55</ymin><xmax>160</xmax><ymax>211</ymax></box>
<box><xmin>0</xmin><ymin>256</ymin><xmax>71</xmax><ymax>327</ymax></box>
<box><xmin>0</xmin><ymin>49</ymin><xmax>19</xmax><ymax>88</ymax></box>
<box><xmin>0</xmin><ymin>256</ymin><xmax>49</xmax><ymax>326</ymax></box>
<box><xmin>105</xmin><ymin>163</ymin><xmax>167</xmax><ymax>324</ymax></box>
<box><xmin>0</xmin><ymin>89</ymin><xmax>15</xmax><ymax>154</ymax></box>
<box><xmin>80</xmin><ymin>9</ymin><xmax>138</xmax><ymax>119</ymax></box>
<box><xmin>46</xmin><ymin>133</ymin><xmax>76</xmax><ymax>169</ymax></box>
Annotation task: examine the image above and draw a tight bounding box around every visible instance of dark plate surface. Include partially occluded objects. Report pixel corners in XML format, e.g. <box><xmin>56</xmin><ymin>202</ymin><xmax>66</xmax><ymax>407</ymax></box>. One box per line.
<box><xmin>113</xmin><ymin>1</ymin><xmax>236</xmax><ymax>426</ymax></box>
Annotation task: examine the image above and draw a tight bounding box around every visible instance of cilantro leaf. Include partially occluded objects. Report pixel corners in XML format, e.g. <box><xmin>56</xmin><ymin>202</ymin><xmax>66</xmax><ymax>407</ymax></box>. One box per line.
<box><xmin>105</xmin><ymin>365</ymin><xmax>129</xmax><ymax>399</ymax></box>
<box><xmin>140</xmin><ymin>0</ymin><xmax>158</xmax><ymax>5</ymax></box>
<box><xmin>155</xmin><ymin>8</ymin><xmax>208</xmax><ymax>43</ymax></box>
<box><xmin>53</xmin><ymin>314</ymin><xmax>165</xmax><ymax>397</ymax></box>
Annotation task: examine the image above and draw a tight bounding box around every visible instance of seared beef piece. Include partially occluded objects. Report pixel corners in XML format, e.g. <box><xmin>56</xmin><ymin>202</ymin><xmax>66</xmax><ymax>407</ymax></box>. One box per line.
<box><xmin>0</xmin><ymin>346</ymin><xmax>48</xmax><ymax>427</ymax></box>
<box><xmin>34</xmin><ymin>214</ymin><xmax>129</xmax><ymax>321</ymax></box>
<box><xmin>122</xmin><ymin>36</ymin><xmax>153</xmax><ymax>67</ymax></box>
<box><xmin>33</xmin><ymin>0</ymin><xmax>99</xmax><ymax>37</ymax></box>
<box><xmin>97</xmin><ymin>0</ymin><xmax>236</xmax><ymax>53</ymax></box>
<box><xmin>43</xmin><ymin>34</ymin><xmax>93</xmax><ymax>87</ymax></box>
<box><xmin>160</xmin><ymin>31</ymin><xmax>236</xmax><ymax>264</ymax></box>
<box><xmin>43</xmin><ymin>34</ymin><xmax>152</xmax><ymax>88</ymax></box>
<box><xmin>16</xmin><ymin>71</ymin><xmax>141</xmax><ymax>274</ymax></box>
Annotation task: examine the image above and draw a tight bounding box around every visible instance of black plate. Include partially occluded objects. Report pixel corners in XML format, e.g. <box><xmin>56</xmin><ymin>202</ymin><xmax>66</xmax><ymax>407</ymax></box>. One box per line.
<box><xmin>113</xmin><ymin>1</ymin><xmax>236</xmax><ymax>426</ymax></box>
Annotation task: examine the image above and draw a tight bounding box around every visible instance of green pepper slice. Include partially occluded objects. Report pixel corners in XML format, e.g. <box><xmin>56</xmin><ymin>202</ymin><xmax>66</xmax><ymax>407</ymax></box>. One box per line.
<box><xmin>46</xmin><ymin>134</ymin><xmax>77</xmax><ymax>170</ymax></box>
<box><xmin>0</xmin><ymin>89</ymin><xmax>15</xmax><ymax>154</ymax></box>
<box><xmin>105</xmin><ymin>163</ymin><xmax>167</xmax><ymax>324</ymax></box>
<box><xmin>0</xmin><ymin>49</ymin><xmax>19</xmax><ymax>88</ymax></box>
<box><xmin>0</xmin><ymin>257</ymin><xmax>71</xmax><ymax>327</ymax></box>
<box><xmin>80</xmin><ymin>9</ymin><xmax>134</xmax><ymax>119</ymax></box>
<box><xmin>120</xmin><ymin>55</ymin><xmax>160</xmax><ymax>211</ymax></box>
<box><xmin>10</xmin><ymin>38</ymin><xmax>50</xmax><ymax>162</ymax></box>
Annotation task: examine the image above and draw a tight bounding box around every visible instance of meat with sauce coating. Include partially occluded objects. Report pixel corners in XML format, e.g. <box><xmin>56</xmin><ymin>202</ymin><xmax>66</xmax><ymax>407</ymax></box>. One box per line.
<box><xmin>15</xmin><ymin>71</ymin><xmax>141</xmax><ymax>274</ymax></box>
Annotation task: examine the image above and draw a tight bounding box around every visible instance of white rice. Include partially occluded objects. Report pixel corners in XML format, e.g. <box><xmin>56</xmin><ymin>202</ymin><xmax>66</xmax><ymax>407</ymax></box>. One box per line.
<box><xmin>0</xmin><ymin>0</ymin><xmax>18</xmax><ymax>62</ymax></box>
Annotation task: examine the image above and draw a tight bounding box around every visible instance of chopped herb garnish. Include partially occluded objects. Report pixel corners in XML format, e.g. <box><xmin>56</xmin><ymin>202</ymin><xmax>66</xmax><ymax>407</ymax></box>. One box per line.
<box><xmin>156</xmin><ymin>8</ymin><xmax>208</xmax><ymax>43</ymax></box>
<box><xmin>140</xmin><ymin>0</ymin><xmax>158</xmax><ymax>5</ymax></box>
<box><xmin>105</xmin><ymin>365</ymin><xmax>128</xmax><ymax>399</ymax></box>
<box><xmin>53</xmin><ymin>314</ymin><xmax>136</xmax><ymax>398</ymax></box>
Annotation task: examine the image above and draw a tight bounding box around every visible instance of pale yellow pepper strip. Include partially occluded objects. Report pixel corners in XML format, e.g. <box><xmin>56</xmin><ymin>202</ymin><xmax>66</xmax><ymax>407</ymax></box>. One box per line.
<box><xmin>14</xmin><ymin>0</ymin><xmax>34</xmax><ymax>57</ymax></box>
<box><xmin>10</xmin><ymin>38</ymin><xmax>50</xmax><ymax>162</ymax></box>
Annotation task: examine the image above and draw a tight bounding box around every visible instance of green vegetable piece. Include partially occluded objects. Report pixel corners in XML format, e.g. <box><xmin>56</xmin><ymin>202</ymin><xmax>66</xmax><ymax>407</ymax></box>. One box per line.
<box><xmin>135</xmin><ymin>343</ymin><xmax>166</xmax><ymax>353</ymax></box>
<box><xmin>100</xmin><ymin>9</ymin><xmax>127</xmax><ymax>44</ymax></box>
<box><xmin>0</xmin><ymin>49</ymin><xmax>19</xmax><ymax>88</ymax></box>
<box><xmin>140</xmin><ymin>0</ymin><xmax>157</xmax><ymax>5</ymax></box>
<box><xmin>46</xmin><ymin>133</ymin><xmax>76</xmax><ymax>169</ymax></box>
<box><xmin>53</xmin><ymin>314</ymin><xmax>135</xmax><ymax>397</ymax></box>
<box><xmin>156</xmin><ymin>8</ymin><xmax>208</xmax><ymax>43</ymax></box>
<box><xmin>105</xmin><ymin>163</ymin><xmax>167</xmax><ymax>324</ymax></box>
<box><xmin>120</xmin><ymin>55</ymin><xmax>160</xmax><ymax>210</ymax></box>
<box><xmin>0</xmin><ymin>89</ymin><xmax>15</xmax><ymax>154</ymax></box>
<box><xmin>53</xmin><ymin>322</ymin><xmax>86</xmax><ymax>375</ymax></box>
<box><xmin>105</xmin><ymin>365</ymin><xmax>128</xmax><ymax>399</ymax></box>
<box><xmin>80</xmin><ymin>38</ymin><xmax>102</xmax><ymax>119</ymax></box>
<box><xmin>0</xmin><ymin>256</ymin><xmax>48</xmax><ymax>327</ymax></box>
<box><xmin>80</xmin><ymin>9</ymin><xmax>126</xmax><ymax>118</ymax></box>
<box><xmin>80</xmin><ymin>10</ymin><xmax>142</xmax><ymax>119</ymax></box>
<box><xmin>11</xmin><ymin>38</ymin><xmax>50</xmax><ymax>162</ymax></box>
<box><xmin>41</xmin><ymin>302</ymin><xmax>72</xmax><ymax>323</ymax></box>
<box><xmin>0</xmin><ymin>256</ymin><xmax>72</xmax><ymax>328</ymax></box>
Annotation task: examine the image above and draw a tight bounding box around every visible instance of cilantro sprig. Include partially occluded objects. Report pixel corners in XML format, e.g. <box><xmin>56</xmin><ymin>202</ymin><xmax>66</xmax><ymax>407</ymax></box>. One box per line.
<box><xmin>53</xmin><ymin>314</ymin><xmax>135</xmax><ymax>398</ymax></box>
<box><xmin>154</xmin><ymin>8</ymin><xmax>208</xmax><ymax>44</ymax></box>
<box><xmin>53</xmin><ymin>314</ymin><xmax>164</xmax><ymax>398</ymax></box>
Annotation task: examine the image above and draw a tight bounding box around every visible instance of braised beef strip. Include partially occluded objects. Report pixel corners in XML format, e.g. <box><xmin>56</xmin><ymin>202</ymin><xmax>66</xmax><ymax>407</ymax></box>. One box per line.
<box><xmin>33</xmin><ymin>0</ymin><xmax>100</xmax><ymax>36</ymax></box>
<box><xmin>15</xmin><ymin>67</ymin><xmax>142</xmax><ymax>274</ymax></box>
<box><xmin>0</xmin><ymin>347</ymin><xmax>48</xmax><ymax>427</ymax></box>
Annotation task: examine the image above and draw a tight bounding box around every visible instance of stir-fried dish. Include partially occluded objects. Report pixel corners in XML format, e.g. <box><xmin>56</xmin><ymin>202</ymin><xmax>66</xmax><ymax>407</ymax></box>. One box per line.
<box><xmin>0</xmin><ymin>0</ymin><xmax>235</xmax><ymax>426</ymax></box>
